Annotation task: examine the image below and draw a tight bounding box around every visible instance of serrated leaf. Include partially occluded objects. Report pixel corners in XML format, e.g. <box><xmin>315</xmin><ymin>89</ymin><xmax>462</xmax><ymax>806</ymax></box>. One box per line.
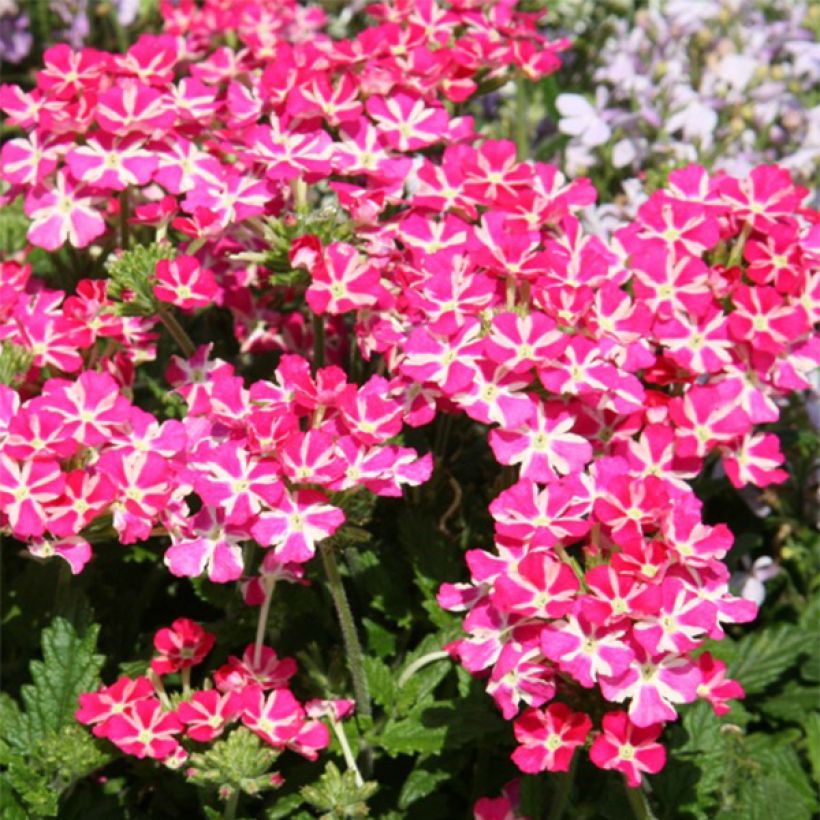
<box><xmin>0</xmin><ymin>694</ymin><xmax>25</xmax><ymax>751</ymax></box>
<box><xmin>731</xmin><ymin>776</ymin><xmax>813</xmax><ymax>820</ymax></box>
<box><xmin>758</xmin><ymin>681</ymin><xmax>820</xmax><ymax>724</ymax></box>
<box><xmin>674</xmin><ymin>701</ymin><xmax>727</xmax><ymax>810</ymax></box>
<box><xmin>361</xmin><ymin>617</ymin><xmax>396</xmax><ymax>658</ymax></box>
<box><xmin>805</xmin><ymin>713</ymin><xmax>820</xmax><ymax>786</ymax></box>
<box><xmin>744</xmin><ymin>734</ymin><xmax>818</xmax><ymax>812</ymax></box>
<box><xmin>398</xmin><ymin>767</ymin><xmax>449</xmax><ymax>810</ymax></box>
<box><xmin>265</xmin><ymin>793</ymin><xmax>305</xmax><ymax>819</ymax></box>
<box><xmin>363</xmin><ymin>656</ymin><xmax>396</xmax><ymax>710</ymax></box>
<box><xmin>17</xmin><ymin>618</ymin><xmax>104</xmax><ymax>744</ymax></box>
<box><xmin>377</xmin><ymin>705</ymin><xmax>452</xmax><ymax>756</ymax></box>
<box><xmin>799</xmin><ymin>592</ymin><xmax>820</xmax><ymax>635</ymax></box>
<box><xmin>719</xmin><ymin>625</ymin><xmax>807</xmax><ymax>695</ymax></box>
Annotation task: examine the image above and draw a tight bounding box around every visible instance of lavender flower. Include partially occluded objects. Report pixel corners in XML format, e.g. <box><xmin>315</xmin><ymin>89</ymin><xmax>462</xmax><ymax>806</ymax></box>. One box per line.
<box><xmin>0</xmin><ymin>5</ymin><xmax>32</xmax><ymax>64</ymax></box>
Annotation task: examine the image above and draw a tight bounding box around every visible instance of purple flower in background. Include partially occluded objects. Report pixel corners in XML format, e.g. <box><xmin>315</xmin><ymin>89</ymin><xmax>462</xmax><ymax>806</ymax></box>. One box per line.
<box><xmin>556</xmin><ymin>92</ymin><xmax>612</xmax><ymax>147</ymax></box>
<box><xmin>50</xmin><ymin>0</ymin><xmax>89</xmax><ymax>49</ymax></box>
<box><xmin>114</xmin><ymin>0</ymin><xmax>139</xmax><ymax>27</ymax></box>
<box><xmin>731</xmin><ymin>556</ymin><xmax>781</xmax><ymax>606</ymax></box>
<box><xmin>666</xmin><ymin>98</ymin><xmax>719</xmax><ymax>150</ymax></box>
<box><xmin>0</xmin><ymin>7</ymin><xmax>32</xmax><ymax>63</ymax></box>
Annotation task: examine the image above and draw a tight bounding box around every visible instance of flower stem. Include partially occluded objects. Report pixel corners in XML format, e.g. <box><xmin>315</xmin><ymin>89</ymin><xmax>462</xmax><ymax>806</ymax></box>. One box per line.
<box><xmin>331</xmin><ymin>718</ymin><xmax>364</xmax><ymax>787</ymax></box>
<box><xmin>546</xmin><ymin>754</ymin><xmax>577</xmax><ymax>820</ymax></box>
<box><xmin>181</xmin><ymin>666</ymin><xmax>191</xmax><ymax>697</ymax></box>
<box><xmin>624</xmin><ymin>783</ymin><xmax>657</xmax><ymax>820</ymax></box>
<box><xmin>727</xmin><ymin>221</ymin><xmax>752</xmax><ymax>268</ymax></box>
<box><xmin>515</xmin><ymin>76</ymin><xmax>530</xmax><ymax>161</ymax></box>
<box><xmin>157</xmin><ymin>305</ymin><xmax>196</xmax><ymax>358</ymax></box>
<box><xmin>222</xmin><ymin>790</ymin><xmax>239</xmax><ymax>820</ymax></box>
<box><xmin>119</xmin><ymin>189</ymin><xmax>130</xmax><ymax>250</ymax></box>
<box><xmin>397</xmin><ymin>650</ymin><xmax>450</xmax><ymax>688</ymax></box>
<box><xmin>312</xmin><ymin>313</ymin><xmax>326</xmax><ymax>370</ymax></box>
<box><xmin>318</xmin><ymin>539</ymin><xmax>373</xmax><ymax>771</ymax></box>
<box><xmin>253</xmin><ymin>578</ymin><xmax>276</xmax><ymax>667</ymax></box>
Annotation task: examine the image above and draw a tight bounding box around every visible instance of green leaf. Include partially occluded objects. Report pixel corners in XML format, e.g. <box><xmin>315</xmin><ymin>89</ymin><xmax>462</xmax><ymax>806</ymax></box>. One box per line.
<box><xmin>398</xmin><ymin>767</ymin><xmax>449</xmax><ymax>810</ymax></box>
<box><xmin>728</xmin><ymin>775</ymin><xmax>813</xmax><ymax>820</ymax></box>
<box><xmin>377</xmin><ymin>705</ymin><xmax>452</xmax><ymax>756</ymax></box>
<box><xmin>16</xmin><ymin>618</ymin><xmax>104</xmax><ymax>744</ymax></box>
<box><xmin>716</xmin><ymin>625</ymin><xmax>807</xmax><ymax>695</ymax></box>
<box><xmin>361</xmin><ymin>617</ymin><xmax>396</xmax><ymax>658</ymax></box>
<box><xmin>758</xmin><ymin>681</ymin><xmax>820</xmax><ymax>724</ymax></box>
<box><xmin>363</xmin><ymin>656</ymin><xmax>396</xmax><ymax>711</ymax></box>
<box><xmin>300</xmin><ymin>761</ymin><xmax>377</xmax><ymax>818</ymax></box>
<box><xmin>743</xmin><ymin>734</ymin><xmax>818</xmax><ymax>813</ymax></box>
<box><xmin>265</xmin><ymin>793</ymin><xmax>305</xmax><ymax>819</ymax></box>
<box><xmin>805</xmin><ymin>712</ymin><xmax>820</xmax><ymax>786</ymax></box>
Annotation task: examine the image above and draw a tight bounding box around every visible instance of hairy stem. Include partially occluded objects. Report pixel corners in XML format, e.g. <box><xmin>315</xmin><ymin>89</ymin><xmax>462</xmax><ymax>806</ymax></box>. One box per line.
<box><xmin>157</xmin><ymin>305</ymin><xmax>196</xmax><ymax>358</ymax></box>
<box><xmin>222</xmin><ymin>790</ymin><xmax>239</xmax><ymax>820</ymax></box>
<box><xmin>253</xmin><ymin>578</ymin><xmax>276</xmax><ymax>667</ymax></box>
<box><xmin>515</xmin><ymin>76</ymin><xmax>530</xmax><ymax>161</ymax></box>
<box><xmin>624</xmin><ymin>783</ymin><xmax>657</xmax><ymax>820</ymax></box>
<box><xmin>546</xmin><ymin>754</ymin><xmax>577</xmax><ymax>820</ymax></box>
<box><xmin>319</xmin><ymin>539</ymin><xmax>373</xmax><ymax>773</ymax></box>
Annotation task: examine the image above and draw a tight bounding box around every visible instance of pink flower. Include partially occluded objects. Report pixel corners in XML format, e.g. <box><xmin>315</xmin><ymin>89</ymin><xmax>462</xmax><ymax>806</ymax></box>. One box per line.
<box><xmin>695</xmin><ymin>652</ymin><xmax>744</xmax><ymax>716</ymax></box>
<box><xmin>512</xmin><ymin>702</ymin><xmax>592</xmax><ymax>773</ymax></box>
<box><xmin>76</xmin><ymin>675</ymin><xmax>155</xmax><ymax>737</ymax></box>
<box><xmin>0</xmin><ymin>455</ymin><xmax>64</xmax><ymax>538</ymax></box>
<box><xmin>589</xmin><ymin>711</ymin><xmax>666</xmax><ymax>787</ymax></box>
<box><xmin>250</xmin><ymin>488</ymin><xmax>345</xmax><ymax>563</ymax></box>
<box><xmin>489</xmin><ymin>398</ymin><xmax>592</xmax><ymax>483</ymax></box>
<box><xmin>24</xmin><ymin>170</ymin><xmax>106</xmax><ymax>251</ymax></box>
<box><xmin>213</xmin><ymin>644</ymin><xmax>297</xmax><ymax>692</ymax></box>
<box><xmin>177</xmin><ymin>690</ymin><xmax>242</xmax><ymax>742</ymax></box>
<box><xmin>105</xmin><ymin>698</ymin><xmax>183</xmax><ymax>760</ymax></box>
<box><xmin>151</xmin><ymin>618</ymin><xmax>215</xmax><ymax>676</ymax></box>
<box><xmin>164</xmin><ymin>506</ymin><xmax>246</xmax><ymax>583</ymax></box>
<box><xmin>239</xmin><ymin>685</ymin><xmax>305</xmax><ymax>748</ymax></box>
<box><xmin>154</xmin><ymin>255</ymin><xmax>220</xmax><ymax>311</ymax></box>
<box><xmin>305</xmin><ymin>242</ymin><xmax>382</xmax><ymax>315</ymax></box>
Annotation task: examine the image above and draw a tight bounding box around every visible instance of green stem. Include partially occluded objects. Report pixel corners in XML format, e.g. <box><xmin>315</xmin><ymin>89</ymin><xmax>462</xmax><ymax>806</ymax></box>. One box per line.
<box><xmin>181</xmin><ymin>666</ymin><xmax>191</xmax><ymax>697</ymax></box>
<box><xmin>555</xmin><ymin>545</ymin><xmax>586</xmax><ymax>588</ymax></box>
<box><xmin>253</xmin><ymin>578</ymin><xmax>276</xmax><ymax>667</ymax></box>
<box><xmin>515</xmin><ymin>76</ymin><xmax>530</xmax><ymax>161</ymax></box>
<box><xmin>319</xmin><ymin>539</ymin><xmax>373</xmax><ymax>772</ymax></box>
<box><xmin>119</xmin><ymin>189</ymin><xmax>130</xmax><ymax>250</ymax></box>
<box><xmin>312</xmin><ymin>313</ymin><xmax>326</xmax><ymax>370</ymax></box>
<box><xmin>624</xmin><ymin>783</ymin><xmax>657</xmax><ymax>820</ymax></box>
<box><xmin>331</xmin><ymin>718</ymin><xmax>364</xmax><ymax>787</ymax></box>
<box><xmin>398</xmin><ymin>650</ymin><xmax>450</xmax><ymax>688</ymax></box>
<box><xmin>222</xmin><ymin>790</ymin><xmax>239</xmax><ymax>820</ymax></box>
<box><xmin>727</xmin><ymin>221</ymin><xmax>752</xmax><ymax>268</ymax></box>
<box><xmin>546</xmin><ymin>754</ymin><xmax>578</xmax><ymax>820</ymax></box>
<box><xmin>157</xmin><ymin>305</ymin><xmax>196</xmax><ymax>358</ymax></box>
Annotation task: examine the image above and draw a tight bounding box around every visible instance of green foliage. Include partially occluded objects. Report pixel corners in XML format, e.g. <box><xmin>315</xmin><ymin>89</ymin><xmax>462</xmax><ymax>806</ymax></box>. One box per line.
<box><xmin>710</xmin><ymin>623</ymin><xmax>808</xmax><ymax>694</ymax></box>
<box><xmin>0</xmin><ymin>342</ymin><xmax>34</xmax><ymax>387</ymax></box>
<box><xmin>187</xmin><ymin>727</ymin><xmax>282</xmax><ymax>802</ymax></box>
<box><xmin>0</xmin><ymin>616</ymin><xmax>109</xmax><ymax>817</ymax></box>
<box><xmin>300</xmin><ymin>761</ymin><xmax>378</xmax><ymax>819</ymax></box>
<box><xmin>106</xmin><ymin>243</ymin><xmax>176</xmax><ymax>316</ymax></box>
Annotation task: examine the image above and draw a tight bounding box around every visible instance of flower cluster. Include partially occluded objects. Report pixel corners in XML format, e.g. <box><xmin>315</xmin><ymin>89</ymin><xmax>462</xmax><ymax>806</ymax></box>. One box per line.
<box><xmin>433</xmin><ymin>162</ymin><xmax>818</xmax><ymax>787</ymax></box>
<box><xmin>76</xmin><ymin>617</ymin><xmax>341</xmax><ymax>775</ymax></box>
<box><xmin>1</xmin><ymin>0</ymin><xmax>817</xmax><ymax>807</ymax></box>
